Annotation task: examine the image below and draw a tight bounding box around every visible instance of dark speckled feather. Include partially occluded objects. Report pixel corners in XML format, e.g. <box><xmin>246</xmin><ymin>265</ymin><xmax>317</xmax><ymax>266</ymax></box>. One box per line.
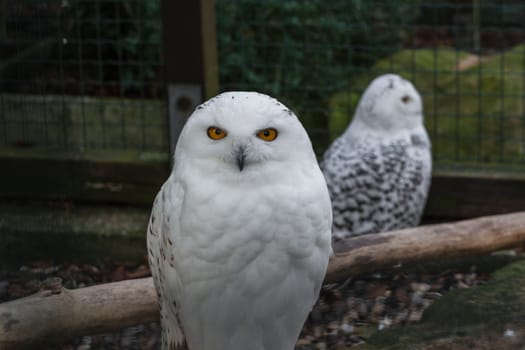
<box><xmin>321</xmin><ymin>74</ymin><xmax>432</xmax><ymax>240</ymax></box>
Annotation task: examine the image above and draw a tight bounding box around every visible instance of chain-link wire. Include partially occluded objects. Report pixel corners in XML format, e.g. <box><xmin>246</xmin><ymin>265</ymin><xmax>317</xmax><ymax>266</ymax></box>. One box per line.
<box><xmin>2</xmin><ymin>1</ymin><xmax>525</xmax><ymax>165</ymax></box>
<box><xmin>0</xmin><ymin>0</ymin><xmax>166</xmax><ymax>153</ymax></box>
<box><xmin>217</xmin><ymin>0</ymin><xmax>525</xmax><ymax>165</ymax></box>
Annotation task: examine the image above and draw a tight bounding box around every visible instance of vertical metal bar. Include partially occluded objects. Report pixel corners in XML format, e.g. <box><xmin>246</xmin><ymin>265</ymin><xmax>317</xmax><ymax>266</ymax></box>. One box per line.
<box><xmin>454</xmin><ymin>4</ymin><xmax>460</xmax><ymax>162</ymax></box>
<box><xmin>472</xmin><ymin>0</ymin><xmax>480</xmax><ymax>52</ymax></box>
<box><xmin>116</xmin><ymin>0</ymin><xmax>126</xmax><ymax>149</ymax></box>
<box><xmin>167</xmin><ymin>84</ymin><xmax>201</xmax><ymax>155</ymax></box>
<box><xmin>498</xmin><ymin>0</ymin><xmax>505</xmax><ymax>162</ymax></box>
<box><xmin>476</xmin><ymin>34</ymin><xmax>483</xmax><ymax>163</ymax></box>
<box><xmin>0</xmin><ymin>0</ymin><xmax>5</xmax><ymax>145</ymax></box>
<box><xmin>12</xmin><ymin>3</ymin><xmax>28</xmax><ymax>144</ymax></box>
<box><xmin>161</xmin><ymin>0</ymin><xmax>219</xmax><ymax>156</ymax></box>
<box><xmin>410</xmin><ymin>20</ymin><xmax>416</xmax><ymax>83</ymax></box>
<box><xmin>432</xmin><ymin>4</ymin><xmax>439</xmax><ymax>161</ymax></box>
<box><xmin>522</xmin><ymin>18</ymin><xmax>525</xmax><ymax>164</ymax></box>
<box><xmin>138</xmin><ymin>1</ymin><xmax>146</xmax><ymax>151</ymax></box>
<box><xmin>58</xmin><ymin>0</ymin><xmax>68</xmax><ymax>149</ymax></box>
<box><xmin>0</xmin><ymin>0</ymin><xmax>6</xmax><ymax>40</ymax></box>
<box><xmin>499</xmin><ymin>49</ymin><xmax>505</xmax><ymax>163</ymax></box>
<box><xmin>95</xmin><ymin>0</ymin><xmax>106</xmax><ymax>149</ymax></box>
<box><xmin>37</xmin><ymin>0</ymin><xmax>49</xmax><ymax>147</ymax></box>
<box><xmin>200</xmin><ymin>0</ymin><xmax>219</xmax><ymax>100</ymax></box>
<box><xmin>74</xmin><ymin>0</ymin><xmax>87</xmax><ymax>151</ymax></box>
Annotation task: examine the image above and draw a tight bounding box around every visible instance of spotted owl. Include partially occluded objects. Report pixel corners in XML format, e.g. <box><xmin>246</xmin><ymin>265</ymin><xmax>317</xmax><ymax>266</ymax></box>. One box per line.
<box><xmin>321</xmin><ymin>74</ymin><xmax>432</xmax><ymax>241</ymax></box>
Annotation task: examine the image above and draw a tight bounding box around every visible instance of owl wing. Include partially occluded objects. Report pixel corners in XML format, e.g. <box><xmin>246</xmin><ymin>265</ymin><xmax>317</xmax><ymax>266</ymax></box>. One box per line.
<box><xmin>322</xmin><ymin>136</ymin><xmax>431</xmax><ymax>240</ymax></box>
<box><xmin>147</xmin><ymin>175</ymin><xmax>186</xmax><ymax>349</ymax></box>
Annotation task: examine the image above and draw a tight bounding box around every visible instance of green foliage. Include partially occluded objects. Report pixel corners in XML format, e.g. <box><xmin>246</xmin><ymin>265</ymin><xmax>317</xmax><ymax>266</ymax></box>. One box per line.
<box><xmin>328</xmin><ymin>48</ymin><xmax>471</xmax><ymax>137</ymax></box>
<box><xmin>216</xmin><ymin>0</ymin><xmax>422</xmax><ymax>151</ymax></box>
<box><xmin>60</xmin><ymin>0</ymin><xmax>161</xmax><ymax>96</ymax></box>
<box><xmin>329</xmin><ymin>45</ymin><xmax>525</xmax><ymax>164</ymax></box>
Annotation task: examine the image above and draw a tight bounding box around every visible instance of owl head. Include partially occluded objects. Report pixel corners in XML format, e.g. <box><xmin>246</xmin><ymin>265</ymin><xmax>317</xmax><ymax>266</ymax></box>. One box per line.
<box><xmin>353</xmin><ymin>74</ymin><xmax>423</xmax><ymax>132</ymax></box>
<box><xmin>174</xmin><ymin>92</ymin><xmax>316</xmax><ymax>177</ymax></box>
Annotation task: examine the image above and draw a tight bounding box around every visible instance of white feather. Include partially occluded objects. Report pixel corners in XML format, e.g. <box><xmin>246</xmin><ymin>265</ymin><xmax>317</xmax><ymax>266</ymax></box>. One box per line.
<box><xmin>148</xmin><ymin>91</ymin><xmax>332</xmax><ymax>350</ymax></box>
<box><xmin>322</xmin><ymin>74</ymin><xmax>432</xmax><ymax>240</ymax></box>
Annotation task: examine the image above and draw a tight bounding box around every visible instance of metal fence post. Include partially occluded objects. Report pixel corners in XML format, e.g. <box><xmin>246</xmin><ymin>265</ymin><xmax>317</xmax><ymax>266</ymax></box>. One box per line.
<box><xmin>161</xmin><ymin>0</ymin><xmax>219</xmax><ymax>157</ymax></box>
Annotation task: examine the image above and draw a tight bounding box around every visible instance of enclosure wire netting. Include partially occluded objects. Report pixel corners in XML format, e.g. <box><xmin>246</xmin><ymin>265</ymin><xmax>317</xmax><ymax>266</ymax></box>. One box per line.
<box><xmin>2</xmin><ymin>1</ymin><xmax>525</xmax><ymax>165</ymax></box>
<box><xmin>217</xmin><ymin>0</ymin><xmax>525</xmax><ymax>166</ymax></box>
<box><xmin>0</xmin><ymin>0</ymin><xmax>166</xmax><ymax>154</ymax></box>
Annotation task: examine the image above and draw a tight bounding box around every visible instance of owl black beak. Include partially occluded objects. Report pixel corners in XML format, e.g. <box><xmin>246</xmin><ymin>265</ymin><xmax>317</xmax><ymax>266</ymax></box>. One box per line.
<box><xmin>235</xmin><ymin>146</ymin><xmax>246</xmax><ymax>171</ymax></box>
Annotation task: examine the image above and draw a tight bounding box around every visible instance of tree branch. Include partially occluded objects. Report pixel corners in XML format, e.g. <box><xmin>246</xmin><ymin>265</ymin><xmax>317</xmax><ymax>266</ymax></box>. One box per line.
<box><xmin>326</xmin><ymin>211</ymin><xmax>525</xmax><ymax>283</ymax></box>
<box><xmin>2</xmin><ymin>211</ymin><xmax>525</xmax><ymax>349</ymax></box>
<box><xmin>0</xmin><ymin>278</ymin><xmax>158</xmax><ymax>349</ymax></box>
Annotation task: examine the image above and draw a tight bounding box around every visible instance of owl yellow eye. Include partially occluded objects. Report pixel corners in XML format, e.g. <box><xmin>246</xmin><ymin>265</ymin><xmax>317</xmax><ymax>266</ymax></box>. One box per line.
<box><xmin>207</xmin><ymin>126</ymin><xmax>227</xmax><ymax>140</ymax></box>
<box><xmin>256</xmin><ymin>128</ymin><xmax>278</xmax><ymax>141</ymax></box>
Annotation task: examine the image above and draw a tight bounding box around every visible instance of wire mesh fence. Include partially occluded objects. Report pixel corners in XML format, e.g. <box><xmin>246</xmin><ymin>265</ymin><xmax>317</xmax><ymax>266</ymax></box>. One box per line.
<box><xmin>217</xmin><ymin>0</ymin><xmax>525</xmax><ymax>165</ymax></box>
<box><xmin>2</xmin><ymin>0</ymin><xmax>525</xmax><ymax>166</ymax></box>
<box><xmin>0</xmin><ymin>0</ymin><xmax>166</xmax><ymax>153</ymax></box>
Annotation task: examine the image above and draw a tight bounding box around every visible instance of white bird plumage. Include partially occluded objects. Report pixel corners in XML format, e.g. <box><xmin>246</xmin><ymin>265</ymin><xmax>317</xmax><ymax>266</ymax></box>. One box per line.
<box><xmin>147</xmin><ymin>91</ymin><xmax>332</xmax><ymax>350</ymax></box>
<box><xmin>321</xmin><ymin>74</ymin><xmax>432</xmax><ymax>241</ymax></box>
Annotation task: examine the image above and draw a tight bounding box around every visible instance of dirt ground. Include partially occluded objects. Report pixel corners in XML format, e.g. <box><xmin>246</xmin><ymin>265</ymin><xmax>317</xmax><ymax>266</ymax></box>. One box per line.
<box><xmin>1</xmin><ymin>255</ymin><xmax>505</xmax><ymax>350</ymax></box>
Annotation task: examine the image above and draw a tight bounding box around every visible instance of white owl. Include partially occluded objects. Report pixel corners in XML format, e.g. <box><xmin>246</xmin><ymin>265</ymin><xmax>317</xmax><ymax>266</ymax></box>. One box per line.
<box><xmin>147</xmin><ymin>91</ymin><xmax>332</xmax><ymax>350</ymax></box>
<box><xmin>321</xmin><ymin>74</ymin><xmax>432</xmax><ymax>241</ymax></box>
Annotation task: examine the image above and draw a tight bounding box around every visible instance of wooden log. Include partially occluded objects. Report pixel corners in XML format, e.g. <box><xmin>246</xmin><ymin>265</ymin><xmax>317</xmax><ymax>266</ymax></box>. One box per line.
<box><xmin>0</xmin><ymin>277</ymin><xmax>158</xmax><ymax>349</ymax></box>
<box><xmin>326</xmin><ymin>211</ymin><xmax>525</xmax><ymax>283</ymax></box>
<box><xmin>2</xmin><ymin>211</ymin><xmax>525</xmax><ymax>349</ymax></box>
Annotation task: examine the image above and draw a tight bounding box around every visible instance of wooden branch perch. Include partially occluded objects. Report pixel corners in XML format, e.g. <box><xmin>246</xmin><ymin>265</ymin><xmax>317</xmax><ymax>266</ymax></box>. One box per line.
<box><xmin>2</xmin><ymin>211</ymin><xmax>525</xmax><ymax>349</ymax></box>
<box><xmin>0</xmin><ymin>277</ymin><xmax>158</xmax><ymax>349</ymax></box>
<box><xmin>326</xmin><ymin>211</ymin><xmax>525</xmax><ymax>283</ymax></box>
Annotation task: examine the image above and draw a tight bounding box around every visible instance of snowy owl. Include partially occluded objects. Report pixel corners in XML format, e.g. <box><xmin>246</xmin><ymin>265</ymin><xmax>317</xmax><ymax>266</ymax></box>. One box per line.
<box><xmin>321</xmin><ymin>74</ymin><xmax>432</xmax><ymax>241</ymax></box>
<box><xmin>147</xmin><ymin>91</ymin><xmax>332</xmax><ymax>350</ymax></box>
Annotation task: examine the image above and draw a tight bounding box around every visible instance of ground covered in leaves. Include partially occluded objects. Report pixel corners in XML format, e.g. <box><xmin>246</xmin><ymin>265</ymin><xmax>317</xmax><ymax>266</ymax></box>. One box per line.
<box><xmin>298</xmin><ymin>266</ymin><xmax>490</xmax><ymax>349</ymax></box>
<box><xmin>2</xmin><ymin>256</ymin><xmax>509</xmax><ymax>350</ymax></box>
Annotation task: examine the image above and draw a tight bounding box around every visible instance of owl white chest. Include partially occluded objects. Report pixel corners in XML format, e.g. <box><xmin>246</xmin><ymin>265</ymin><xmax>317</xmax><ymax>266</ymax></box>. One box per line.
<box><xmin>165</xmin><ymin>167</ymin><xmax>331</xmax><ymax>350</ymax></box>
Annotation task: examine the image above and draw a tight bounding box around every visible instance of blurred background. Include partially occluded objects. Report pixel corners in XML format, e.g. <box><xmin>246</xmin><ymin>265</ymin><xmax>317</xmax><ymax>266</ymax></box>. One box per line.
<box><xmin>3</xmin><ymin>0</ymin><xmax>525</xmax><ymax>160</ymax></box>
<box><xmin>1</xmin><ymin>0</ymin><xmax>525</xmax><ymax>258</ymax></box>
<box><xmin>1</xmin><ymin>0</ymin><xmax>525</xmax><ymax>252</ymax></box>
<box><xmin>2</xmin><ymin>1</ymin><xmax>525</xmax><ymax>349</ymax></box>
<box><xmin>3</xmin><ymin>2</ymin><xmax>525</xmax><ymax>170</ymax></box>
